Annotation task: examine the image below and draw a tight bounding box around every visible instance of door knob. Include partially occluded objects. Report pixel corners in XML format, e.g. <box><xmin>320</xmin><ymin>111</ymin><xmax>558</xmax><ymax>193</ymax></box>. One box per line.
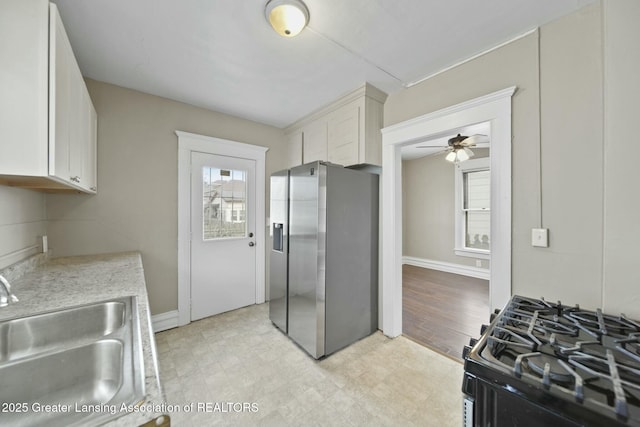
<box><xmin>249</xmin><ymin>242</ymin><xmax>255</xmax><ymax>247</ymax></box>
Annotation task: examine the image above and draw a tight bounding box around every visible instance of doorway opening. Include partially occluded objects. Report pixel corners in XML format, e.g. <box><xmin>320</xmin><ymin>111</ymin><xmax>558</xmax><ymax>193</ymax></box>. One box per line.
<box><xmin>380</xmin><ymin>87</ymin><xmax>516</xmax><ymax>338</ymax></box>
<box><xmin>400</xmin><ymin>122</ymin><xmax>491</xmax><ymax>358</ymax></box>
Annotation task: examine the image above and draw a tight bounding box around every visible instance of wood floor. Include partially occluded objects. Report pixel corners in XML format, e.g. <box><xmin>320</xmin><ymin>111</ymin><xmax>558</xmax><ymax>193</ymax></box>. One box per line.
<box><xmin>402</xmin><ymin>265</ymin><xmax>489</xmax><ymax>361</ymax></box>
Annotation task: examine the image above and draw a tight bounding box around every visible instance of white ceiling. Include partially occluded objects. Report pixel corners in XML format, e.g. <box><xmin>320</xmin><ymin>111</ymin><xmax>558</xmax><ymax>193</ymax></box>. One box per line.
<box><xmin>51</xmin><ymin>0</ymin><xmax>595</xmax><ymax>129</ymax></box>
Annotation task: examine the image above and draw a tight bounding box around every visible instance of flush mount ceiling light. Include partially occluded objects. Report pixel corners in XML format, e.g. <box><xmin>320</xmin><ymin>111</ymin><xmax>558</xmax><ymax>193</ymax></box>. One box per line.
<box><xmin>265</xmin><ymin>0</ymin><xmax>309</xmax><ymax>37</ymax></box>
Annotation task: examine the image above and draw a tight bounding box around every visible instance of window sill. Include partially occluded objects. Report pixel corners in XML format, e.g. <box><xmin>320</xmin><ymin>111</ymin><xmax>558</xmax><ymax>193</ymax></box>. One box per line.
<box><xmin>455</xmin><ymin>248</ymin><xmax>490</xmax><ymax>260</ymax></box>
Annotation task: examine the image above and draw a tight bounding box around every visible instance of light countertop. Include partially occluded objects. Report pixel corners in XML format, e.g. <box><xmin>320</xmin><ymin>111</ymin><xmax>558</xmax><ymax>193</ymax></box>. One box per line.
<box><xmin>0</xmin><ymin>251</ymin><xmax>168</xmax><ymax>426</ymax></box>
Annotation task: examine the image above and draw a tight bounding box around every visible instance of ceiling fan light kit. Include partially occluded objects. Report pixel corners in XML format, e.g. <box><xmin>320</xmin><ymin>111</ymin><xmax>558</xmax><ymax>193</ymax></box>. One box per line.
<box><xmin>416</xmin><ymin>133</ymin><xmax>487</xmax><ymax>163</ymax></box>
<box><xmin>445</xmin><ymin>151</ymin><xmax>457</xmax><ymax>162</ymax></box>
<box><xmin>446</xmin><ymin>146</ymin><xmax>475</xmax><ymax>163</ymax></box>
<box><xmin>265</xmin><ymin>0</ymin><xmax>309</xmax><ymax>37</ymax></box>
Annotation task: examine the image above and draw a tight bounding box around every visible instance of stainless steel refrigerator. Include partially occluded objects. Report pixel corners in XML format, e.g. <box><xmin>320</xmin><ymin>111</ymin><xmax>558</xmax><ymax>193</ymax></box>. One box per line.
<box><xmin>269</xmin><ymin>161</ymin><xmax>378</xmax><ymax>359</ymax></box>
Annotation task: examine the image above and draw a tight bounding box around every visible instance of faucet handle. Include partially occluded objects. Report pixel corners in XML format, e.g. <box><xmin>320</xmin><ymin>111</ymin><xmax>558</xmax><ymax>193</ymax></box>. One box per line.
<box><xmin>0</xmin><ymin>274</ymin><xmax>18</xmax><ymax>306</ymax></box>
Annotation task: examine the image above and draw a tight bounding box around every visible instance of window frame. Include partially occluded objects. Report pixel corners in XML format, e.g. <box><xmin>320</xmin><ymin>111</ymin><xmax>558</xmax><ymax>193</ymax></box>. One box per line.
<box><xmin>454</xmin><ymin>157</ymin><xmax>491</xmax><ymax>259</ymax></box>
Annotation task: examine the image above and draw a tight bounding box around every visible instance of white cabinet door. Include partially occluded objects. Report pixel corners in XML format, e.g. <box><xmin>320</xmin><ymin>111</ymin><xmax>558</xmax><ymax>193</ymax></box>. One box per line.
<box><xmin>302</xmin><ymin>121</ymin><xmax>328</xmax><ymax>163</ymax></box>
<box><xmin>0</xmin><ymin>0</ymin><xmax>49</xmax><ymax>176</ymax></box>
<box><xmin>328</xmin><ymin>104</ymin><xmax>360</xmax><ymax>166</ymax></box>
<box><xmin>48</xmin><ymin>4</ymin><xmax>97</xmax><ymax>193</ymax></box>
<box><xmin>286</xmin><ymin>131</ymin><xmax>303</xmax><ymax>168</ymax></box>
<box><xmin>49</xmin><ymin>6</ymin><xmax>73</xmax><ymax>184</ymax></box>
<box><xmin>68</xmin><ymin>62</ymin><xmax>84</xmax><ymax>185</ymax></box>
<box><xmin>83</xmin><ymin>95</ymin><xmax>98</xmax><ymax>193</ymax></box>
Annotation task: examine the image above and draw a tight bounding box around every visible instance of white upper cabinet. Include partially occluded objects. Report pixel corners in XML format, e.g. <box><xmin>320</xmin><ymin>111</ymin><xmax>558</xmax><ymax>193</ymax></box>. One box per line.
<box><xmin>301</xmin><ymin>120</ymin><xmax>328</xmax><ymax>164</ymax></box>
<box><xmin>286</xmin><ymin>131</ymin><xmax>303</xmax><ymax>169</ymax></box>
<box><xmin>0</xmin><ymin>0</ymin><xmax>97</xmax><ymax>193</ymax></box>
<box><xmin>49</xmin><ymin>4</ymin><xmax>97</xmax><ymax>193</ymax></box>
<box><xmin>285</xmin><ymin>83</ymin><xmax>387</xmax><ymax>168</ymax></box>
<box><xmin>327</xmin><ymin>102</ymin><xmax>360</xmax><ymax>166</ymax></box>
<box><xmin>0</xmin><ymin>0</ymin><xmax>49</xmax><ymax>177</ymax></box>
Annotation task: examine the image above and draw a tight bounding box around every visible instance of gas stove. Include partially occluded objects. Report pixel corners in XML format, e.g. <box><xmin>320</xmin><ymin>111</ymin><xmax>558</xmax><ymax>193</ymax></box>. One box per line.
<box><xmin>462</xmin><ymin>295</ymin><xmax>640</xmax><ymax>427</ymax></box>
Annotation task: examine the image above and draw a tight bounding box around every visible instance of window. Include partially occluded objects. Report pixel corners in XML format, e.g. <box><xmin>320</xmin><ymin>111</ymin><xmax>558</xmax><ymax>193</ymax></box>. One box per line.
<box><xmin>455</xmin><ymin>157</ymin><xmax>490</xmax><ymax>259</ymax></box>
<box><xmin>202</xmin><ymin>167</ymin><xmax>247</xmax><ymax>239</ymax></box>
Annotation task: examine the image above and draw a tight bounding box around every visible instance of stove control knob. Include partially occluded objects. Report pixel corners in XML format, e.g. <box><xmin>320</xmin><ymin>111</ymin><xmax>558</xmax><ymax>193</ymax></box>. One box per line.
<box><xmin>462</xmin><ymin>345</ymin><xmax>472</xmax><ymax>360</ymax></box>
<box><xmin>480</xmin><ymin>324</ymin><xmax>489</xmax><ymax>335</ymax></box>
<box><xmin>489</xmin><ymin>309</ymin><xmax>501</xmax><ymax>322</ymax></box>
<box><xmin>469</xmin><ymin>338</ymin><xmax>478</xmax><ymax>347</ymax></box>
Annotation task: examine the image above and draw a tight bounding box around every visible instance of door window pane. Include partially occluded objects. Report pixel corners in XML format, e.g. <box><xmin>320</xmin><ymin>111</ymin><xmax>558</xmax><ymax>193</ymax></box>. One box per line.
<box><xmin>202</xmin><ymin>167</ymin><xmax>247</xmax><ymax>239</ymax></box>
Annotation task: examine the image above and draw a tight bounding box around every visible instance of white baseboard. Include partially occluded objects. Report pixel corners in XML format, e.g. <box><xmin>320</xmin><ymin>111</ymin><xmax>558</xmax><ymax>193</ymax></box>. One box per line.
<box><xmin>152</xmin><ymin>310</ymin><xmax>179</xmax><ymax>332</ymax></box>
<box><xmin>402</xmin><ymin>256</ymin><xmax>490</xmax><ymax>280</ymax></box>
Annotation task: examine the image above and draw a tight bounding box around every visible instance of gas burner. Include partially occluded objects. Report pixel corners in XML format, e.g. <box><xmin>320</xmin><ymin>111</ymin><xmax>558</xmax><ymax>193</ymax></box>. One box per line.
<box><xmin>523</xmin><ymin>353</ymin><xmax>575</xmax><ymax>384</ymax></box>
<box><xmin>565</xmin><ymin>309</ymin><xmax>640</xmax><ymax>338</ymax></box>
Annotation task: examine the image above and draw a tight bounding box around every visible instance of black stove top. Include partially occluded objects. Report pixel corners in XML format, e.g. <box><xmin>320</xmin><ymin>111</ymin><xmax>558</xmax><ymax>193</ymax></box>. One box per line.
<box><xmin>463</xmin><ymin>295</ymin><xmax>640</xmax><ymax>426</ymax></box>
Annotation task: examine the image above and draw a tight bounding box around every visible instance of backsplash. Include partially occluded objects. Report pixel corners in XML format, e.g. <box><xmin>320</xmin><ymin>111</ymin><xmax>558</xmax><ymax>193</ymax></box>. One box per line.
<box><xmin>0</xmin><ymin>251</ymin><xmax>49</xmax><ymax>283</ymax></box>
<box><xmin>0</xmin><ymin>186</ymin><xmax>47</xmax><ymax>270</ymax></box>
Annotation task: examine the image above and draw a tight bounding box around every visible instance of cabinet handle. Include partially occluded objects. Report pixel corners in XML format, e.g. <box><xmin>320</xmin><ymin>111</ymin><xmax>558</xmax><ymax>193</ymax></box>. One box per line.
<box><xmin>71</xmin><ymin>176</ymin><xmax>81</xmax><ymax>183</ymax></box>
<box><xmin>90</xmin><ymin>186</ymin><xmax>97</xmax><ymax>192</ymax></box>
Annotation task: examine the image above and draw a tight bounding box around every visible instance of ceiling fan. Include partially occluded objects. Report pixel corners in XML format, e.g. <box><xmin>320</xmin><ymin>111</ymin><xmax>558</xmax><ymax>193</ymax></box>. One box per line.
<box><xmin>416</xmin><ymin>133</ymin><xmax>490</xmax><ymax>163</ymax></box>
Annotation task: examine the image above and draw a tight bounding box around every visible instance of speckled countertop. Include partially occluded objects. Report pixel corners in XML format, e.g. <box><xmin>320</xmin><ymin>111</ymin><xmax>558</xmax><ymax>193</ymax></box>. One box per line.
<box><xmin>0</xmin><ymin>251</ymin><xmax>167</xmax><ymax>427</ymax></box>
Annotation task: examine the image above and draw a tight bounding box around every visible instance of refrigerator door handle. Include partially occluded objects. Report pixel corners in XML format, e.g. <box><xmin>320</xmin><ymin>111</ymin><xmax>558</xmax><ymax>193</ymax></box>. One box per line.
<box><xmin>272</xmin><ymin>223</ymin><xmax>283</xmax><ymax>252</ymax></box>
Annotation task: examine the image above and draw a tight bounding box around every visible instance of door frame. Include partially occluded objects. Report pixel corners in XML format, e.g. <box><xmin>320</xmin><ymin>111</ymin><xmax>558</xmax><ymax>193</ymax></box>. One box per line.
<box><xmin>380</xmin><ymin>87</ymin><xmax>516</xmax><ymax>337</ymax></box>
<box><xmin>176</xmin><ymin>130</ymin><xmax>268</xmax><ymax>326</ymax></box>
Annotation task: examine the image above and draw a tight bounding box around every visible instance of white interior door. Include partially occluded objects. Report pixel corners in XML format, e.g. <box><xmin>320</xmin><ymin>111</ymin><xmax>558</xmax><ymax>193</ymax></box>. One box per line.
<box><xmin>190</xmin><ymin>151</ymin><xmax>257</xmax><ymax>320</ymax></box>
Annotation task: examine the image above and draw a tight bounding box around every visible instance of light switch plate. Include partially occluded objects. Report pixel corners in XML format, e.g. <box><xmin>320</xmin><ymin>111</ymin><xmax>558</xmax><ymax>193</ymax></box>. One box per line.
<box><xmin>531</xmin><ymin>228</ymin><xmax>549</xmax><ymax>247</ymax></box>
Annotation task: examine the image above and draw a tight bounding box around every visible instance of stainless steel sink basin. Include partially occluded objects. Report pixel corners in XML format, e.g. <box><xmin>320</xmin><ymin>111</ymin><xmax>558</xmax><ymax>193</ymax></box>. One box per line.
<box><xmin>0</xmin><ymin>300</ymin><xmax>125</xmax><ymax>361</ymax></box>
<box><xmin>0</xmin><ymin>297</ymin><xmax>146</xmax><ymax>427</ymax></box>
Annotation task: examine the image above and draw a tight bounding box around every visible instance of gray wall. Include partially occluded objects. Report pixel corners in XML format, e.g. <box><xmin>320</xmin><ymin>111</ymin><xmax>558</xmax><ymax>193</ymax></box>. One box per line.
<box><xmin>402</xmin><ymin>149</ymin><xmax>489</xmax><ymax>269</ymax></box>
<box><xmin>386</xmin><ymin>3</ymin><xmax>614</xmax><ymax>313</ymax></box>
<box><xmin>602</xmin><ymin>0</ymin><xmax>640</xmax><ymax>316</ymax></box>
<box><xmin>0</xmin><ymin>187</ymin><xmax>47</xmax><ymax>269</ymax></box>
<box><xmin>46</xmin><ymin>79</ymin><xmax>286</xmax><ymax>315</ymax></box>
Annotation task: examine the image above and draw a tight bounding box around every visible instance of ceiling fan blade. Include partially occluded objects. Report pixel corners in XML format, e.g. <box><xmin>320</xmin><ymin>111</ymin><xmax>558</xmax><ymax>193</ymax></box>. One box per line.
<box><xmin>462</xmin><ymin>134</ymin><xmax>489</xmax><ymax>146</ymax></box>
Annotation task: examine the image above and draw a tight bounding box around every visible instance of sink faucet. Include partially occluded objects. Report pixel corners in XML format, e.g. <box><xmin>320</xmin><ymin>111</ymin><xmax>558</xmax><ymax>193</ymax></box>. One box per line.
<box><xmin>0</xmin><ymin>274</ymin><xmax>18</xmax><ymax>307</ymax></box>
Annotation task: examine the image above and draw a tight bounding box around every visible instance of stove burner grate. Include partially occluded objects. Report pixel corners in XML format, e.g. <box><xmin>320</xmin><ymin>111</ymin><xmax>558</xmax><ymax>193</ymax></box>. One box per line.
<box><xmin>565</xmin><ymin>309</ymin><xmax>640</xmax><ymax>338</ymax></box>
<box><xmin>516</xmin><ymin>352</ymin><xmax>575</xmax><ymax>385</ymax></box>
<box><xmin>568</xmin><ymin>350</ymin><xmax>640</xmax><ymax>420</ymax></box>
<box><xmin>617</xmin><ymin>333</ymin><xmax>640</xmax><ymax>364</ymax></box>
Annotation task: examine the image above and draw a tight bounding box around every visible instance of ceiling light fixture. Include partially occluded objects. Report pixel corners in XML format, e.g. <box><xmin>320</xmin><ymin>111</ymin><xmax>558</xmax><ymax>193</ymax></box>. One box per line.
<box><xmin>265</xmin><ymin>0</ymin><xmax>309</xmax><ymax>37</ymax></box>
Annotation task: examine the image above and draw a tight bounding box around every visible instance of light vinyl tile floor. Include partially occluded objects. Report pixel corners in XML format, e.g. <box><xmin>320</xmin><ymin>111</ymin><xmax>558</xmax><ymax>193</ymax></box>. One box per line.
<box><xmin>155</xmin><ymin>303</ymin><xmax>463</xmax><ymax>427</ymax></box>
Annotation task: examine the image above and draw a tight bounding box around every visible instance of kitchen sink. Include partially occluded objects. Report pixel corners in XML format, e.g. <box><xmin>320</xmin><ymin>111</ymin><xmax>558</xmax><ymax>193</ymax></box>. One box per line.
<box><xmin>0</xmin><ymin>297</ymin><xmax>146</xmax><ymax>427</ymax></box>
<box><xmin>0</xmin><ymin>300</ymin><xmax>125</xmax><ymax>361</ymax></box>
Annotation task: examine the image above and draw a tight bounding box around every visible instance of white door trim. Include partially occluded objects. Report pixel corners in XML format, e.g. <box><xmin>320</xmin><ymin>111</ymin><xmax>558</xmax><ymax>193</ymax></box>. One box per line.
<box><xmin>176</xmin><ymin>130</ymin><xmax>268</xmax><ymax>327</ymax></box>
<box><xmin>380</xmin><ymin>87</ymin><xmax>516</xmax><ymax>338</ymax></box>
